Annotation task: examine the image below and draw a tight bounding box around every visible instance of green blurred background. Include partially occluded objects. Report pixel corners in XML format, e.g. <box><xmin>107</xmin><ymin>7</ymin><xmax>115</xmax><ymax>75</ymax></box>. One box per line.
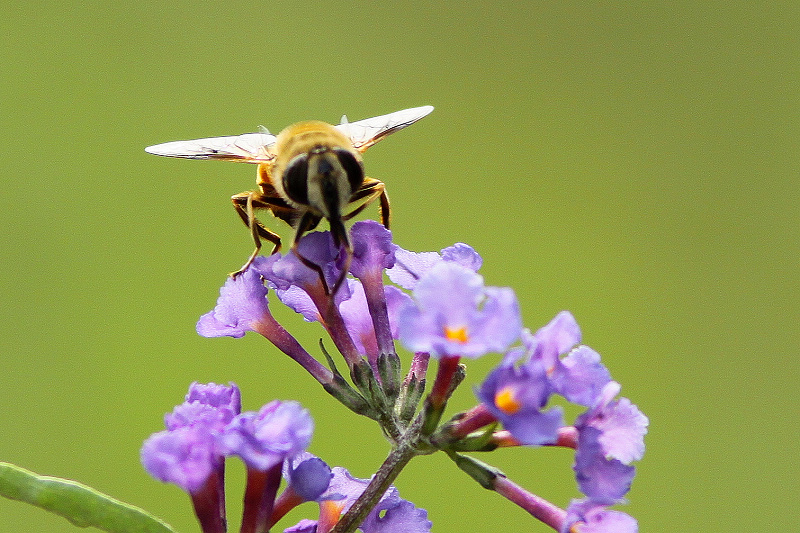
<box><xmin>1</xmin><ymin>2</ymin><xmax>797</xmax><ymax>532</ymax></box>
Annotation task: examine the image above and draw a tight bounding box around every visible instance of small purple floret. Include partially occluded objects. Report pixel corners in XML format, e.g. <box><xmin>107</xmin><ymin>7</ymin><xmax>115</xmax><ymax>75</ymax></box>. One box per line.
<box><xmin>165</xmin><ymin>382</ymin><xmax>242</xmax><ymax>434</ymax></box>
<box><xmin>185</xmin><ymin>382</ymin><xmax>242</xmax><ymax>412</ymax></box>
<box><xmin>338</xmin><ymin>280</ymin><xmax>410</xmax><ymax>356</ymax></box>
<box><xmin>502</xmin><ymin>312</ymin><xmax>611</xmax><ymax>407</ymax></box>
<box><xmin>528</xmin><ymin>310</ymin><xmax>582</xmax><ymax>369</ymax></box>
<box><xmin>562</xmin><ymin>499</ymin><xmax>638</xmax><ymax>533</ymax></box>
<box><xmin>286</xmin><ymin>456</ymin><xmax>333</xmax><ymax>502</ymax></box>
<box><xmin>141</xmin><ymin>426</ymin><xmax>218</xmax><ymax>493</ymax></box>
<box><xmin>575</xmin><ymin>382</ymin><xmax>648</xmax><ymax>465</ymax></box>
<box><xmin>574</xmin><ymin>426</ymin><xmax>635</xmax><ymax>501</ymax></box>
<box><xmin>219</xmin><ymin>400</ymin><xmax>313</xmax><ymax>471</ymax></box>
<box><xmin>552</xmin><ymin>346</ymin><xmax>612</xmax><ymax>407</ymax></box>
<box><xmin>196</xmin><ymin>258</ymin><xmax>274</xmax><ymax>338</ymax></box>
<box><xmin>477</xmin><ymin>359</ymin><xmax>564</xmax><ymax>445</ymax></box>
<box><xmin>316</xmin><ymin>466</ymin><xmax>431</xmax><ymax>533</ymax></box>
<box><xmin>143</xmin><ymin>382</ymin><xmax>242</xmax><ymax>492</ymax></box>
<box><xmin>387</xmin><ymin>242</ymin><xmax>482</xmax><ymax>290</ymax></box>
<box><xmin>349</xmin><ymin>220</ymin><xmax>396</xmax><ymax>278</ymax></box>
<box><xmin>255</xmin><ymin>232</ymin><xmax>353</xmax><ymax>312</ymax></box>
<box><xmin>360</xmin><ymin>498</ymin><xmax>432</xmax><ymax>533</ymax></box>
<box><xmin>440</xmin><ymin>243</ymin><xmax>483</xmax><ymax>271</ymax></box>
<box><xmin>398</xmin><ymin>262</ymin><xmax>521</xmax><ymax>358</ymax></box>
<box><xmin>259</xmin><ymin>232</ymin><xmax>345</xmax><ymax>293</ymax></box>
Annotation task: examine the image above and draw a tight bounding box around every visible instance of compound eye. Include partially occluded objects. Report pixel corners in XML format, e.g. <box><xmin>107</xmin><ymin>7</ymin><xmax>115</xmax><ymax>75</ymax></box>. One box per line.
<box><xmin>334</xmin><ymin>148</ymin><xmax>364</xmax><ymax>194</ymax></box>
<box><xmin>282</xmin><ymin>153</ymin><xmax>309</xmax><ymax>205</ymax></box>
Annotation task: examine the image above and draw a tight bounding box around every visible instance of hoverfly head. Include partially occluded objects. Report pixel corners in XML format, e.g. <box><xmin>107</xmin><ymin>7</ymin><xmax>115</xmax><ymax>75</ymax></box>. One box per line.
<box><xmin>285</xmin><ymin>146</ymin><xmax>363</xmax><ymax>224</ymax></box>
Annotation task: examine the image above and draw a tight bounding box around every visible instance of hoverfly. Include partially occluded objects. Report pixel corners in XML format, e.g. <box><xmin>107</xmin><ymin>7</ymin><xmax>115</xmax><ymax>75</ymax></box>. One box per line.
<box><xmin>145</xmin><ymin>105</ymin><xmax>434</xmax><ymax>293</ymax></box>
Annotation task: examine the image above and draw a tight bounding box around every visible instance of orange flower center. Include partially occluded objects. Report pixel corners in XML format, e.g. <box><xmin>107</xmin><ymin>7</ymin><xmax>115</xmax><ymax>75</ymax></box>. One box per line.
<box><xmin>494</xmin><ymin>386</ymin><xmax>522</xmax><ymax>414</ymax></box>
<box><xmin>318</xmin><ymin>500</ymin><xmax>346</xmax><ymax>532</ymax></box>
<box><xmin>444</xmin><ymin>325</ymin><xmax>469</xmax><ymax>343</ymax></box>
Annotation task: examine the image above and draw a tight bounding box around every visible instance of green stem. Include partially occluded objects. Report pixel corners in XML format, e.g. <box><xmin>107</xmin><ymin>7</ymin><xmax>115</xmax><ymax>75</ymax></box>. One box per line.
<box><xmin>329</xmin><ymin>443</ymin><xmax>418</xmax><ymax>533</ymax></box>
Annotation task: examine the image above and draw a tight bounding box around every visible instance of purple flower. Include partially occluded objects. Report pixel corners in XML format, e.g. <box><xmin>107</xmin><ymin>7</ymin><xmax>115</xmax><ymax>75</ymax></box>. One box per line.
<box><xmin>197</xmin><ymin>258</ymin><xmax>275</xmax><ymax>338</ymax></box>
<box><xmin>477</xmin><ymin>359</ymin><xmax>564</xmax><ymax>445</ymax></box>
<box><xmin>562</xmin><ymin>499</ymin><xmax>638</xmax><ymax>533</ymax></box>
<box><xmin>398</xmin><ymin>262</ymin><xmax>521</xmax><ymax>358</ymax></box>
<box><xmin>506</xmin><ymin>312</ymin><xmax>611</xmax><ymax>407</ymax></box>
<box><xmin>572</xmin><ymin>382</ymin><xmax>647</xmax><ymax>502</ymax></box>
<box><xmin>338</xmin><ymin>279</ymin><xmax>411</xmax><ymax>356</ymax></box>
<box><xmin>166</xmin><ymin>382</ymin><xmax>241</xmax><ymax>432</ymax></box>
<box><xmin>141</xmin><ymin>425</ymin><xmax>218</xmax><ymax>493</ymax></box>
<box><xmin>185</xmin><ymin>382</ymin><xmax>242</xmax><ymax>411</ymax></box>
<box><xmin>285</xmin><ymin>454</ymin><xmax>333</xmax><ymax>503</ymax></box>
<box><xmin>270</xmin><ymin>453</ymin><xmax>334</xmax><ymax>529</ymax></box>
<box><xmin>307</xmin><ymin>466</ymin><xmax>431</xmax><ymax>533</ymax></box>
<box><xmin>142</xmin><ymin>383</ymin><xmax>240</xmax><ymax>494</ymax></box>
<box><xmin>359</xmin><ymin>499</ymin><xmax>432</xmax><ymax>533</ymax></box>
<box><xmin>523</xmin><ymin>311</ymin><xmax>582</xmax><ymax>369</ymax></box>
<box><xmin>574</xmin><ymin>426</ymin><xmax>636</xmax><ymax>502</ymax></box>
<box><xmin>440</xmin><ymin>243</ymin><xmax>483</xmax><ymax>271</ymax></box>
<box><xmin>259</xmin><ymin>232</ymin><xmax>349</xmax><ymax>295</ymax></box>
<box><xmin>253</xmin><ymin>232</ymin><xmax>354</xmax><ymax>319</ymax></box>
<box><xmin>320</xmin><ymin>466</ymin><xmax>373</xmax><ymax>510</ymax></box>
<box><xmin>349</xmin><ymin>220</ymin><xmax>396</xmax><ymax>279</ymax></box>
<box><xmin>278</xmin><ymin>285</ymin><xmax>323</xmax><ymax>322</ymax></box>
<box><xmin>575</xmin><ymin>382</ymin><xmax>648</xmax><ymax>465</ymax></box>
<box><xmin>552</xmin><ymin>345</ymin><xmax>613</xmax><ymax>407</ymax></box>
<box><xmin>387</xmin><ymin>243</ymin><xmax>482</xmax><ymax>290</ymax></box>
<box><xmin>219</xmin><ymin>400</ymin><xmax>313</xmax><ymax>471</ymax></box>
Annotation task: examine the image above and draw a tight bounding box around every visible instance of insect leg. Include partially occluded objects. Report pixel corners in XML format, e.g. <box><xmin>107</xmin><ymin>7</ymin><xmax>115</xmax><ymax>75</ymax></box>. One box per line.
<box><xmin>343</xmin><ymin>178</ymin><xmax>391</xmax><ymax>229</ymax></box>
<box><xmin>291</xmin><ymin>211</ymin><xmax>331</xmax><ymax>294</ymax></box>
<box><xmin>230</xmin><ymin>191</ymin><xmax>282</xmax><ymax>277</ymax></box>
<box><xmin>331</xmin><ymin>242</ymin><xmax>352</xmax><ymax>297</ymax></box>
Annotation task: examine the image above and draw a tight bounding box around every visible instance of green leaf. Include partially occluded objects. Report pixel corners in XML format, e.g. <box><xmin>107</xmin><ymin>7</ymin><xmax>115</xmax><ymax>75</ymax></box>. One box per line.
<box><xmin>0</xmin><ymin>462</ymin><xmax>175</xmax><ymax>533</ymax></box>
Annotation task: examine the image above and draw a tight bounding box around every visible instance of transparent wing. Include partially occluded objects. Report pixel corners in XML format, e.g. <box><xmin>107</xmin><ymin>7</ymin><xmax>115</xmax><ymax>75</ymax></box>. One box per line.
<box><xmin>336</xmin><ymin>105</ymin><xmax>434</xmax><ymax>152</ymax></box>
<box><xmin>144</xmin><ymin>132</ymin><xmax>278</xmax><ymax>163</ymax></box>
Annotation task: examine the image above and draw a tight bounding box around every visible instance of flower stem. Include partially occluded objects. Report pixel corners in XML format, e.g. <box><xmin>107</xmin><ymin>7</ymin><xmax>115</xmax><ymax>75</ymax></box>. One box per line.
<box><xmin>490</xmin><ymin>426</ymin><xmax>578</xmax><ymax>449</ymax></box>
<box><xmin>420</xmin><ymin>355</ymin><xmax>464</xmax><ymax>435</ymax></box>
<box><xmin>448</xmin><ymin>452</ymin><xmax>567</xmax><ymax>531</ymax></box>
<box><xmin>313</xmin><ymin>292</ymin><xmax>363</xmax><ymax>370</ymax></box>
<box><xmin>240</xmin><ymin>464</ymin><xmax>282</xmax><ymax>533</ymax></box>
<box><xmin>329</xmin><ymin>443</ymin><xmax>418</xmax><ymax>533</ymax></box>
<box><xmin>251</xmin><ymin>313</ymin><xmax>334</xmax><ymax>386</ymax></box>
<box><xmin>267</xmin><ymin>486</ymin><xmax>302</xmax><ymax>529</ymax></box>
<box><xmin>358</xmin><ymin>269</ymin><xmax>397</xmax><ymax>364</ymax></box>
<box><xmin>190</xmin><ymin>467</ymin><xmax>227</xmax><ymax>533</ymax></box>
<box><xmin>444</xmin><ymin>403</ymin><xmax>497</xmax><ymax>440</ymax></box>
<box><xmin>493</xmin><ymin>475</ymin><xmax>566</xmax><ymax>531</ymax></box>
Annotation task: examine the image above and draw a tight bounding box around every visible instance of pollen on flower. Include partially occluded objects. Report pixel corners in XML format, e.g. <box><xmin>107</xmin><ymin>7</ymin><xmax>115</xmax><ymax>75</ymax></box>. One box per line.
<box><xmin>444</xmin><ymin>325</ymin><xmax>469</xmax><ymax>344</ymax></box>
<box><xmin>494</xmin><ymin>386</ymin><xmax>522</xmax><ymax>414</ymax></box>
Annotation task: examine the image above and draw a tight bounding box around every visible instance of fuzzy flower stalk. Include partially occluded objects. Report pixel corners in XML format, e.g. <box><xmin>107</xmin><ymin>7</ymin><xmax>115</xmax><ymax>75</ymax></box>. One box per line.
<box><xmin>151</xmin><ymin>220</ymin><xmax>648</xmax><ymax>532</ymax></box>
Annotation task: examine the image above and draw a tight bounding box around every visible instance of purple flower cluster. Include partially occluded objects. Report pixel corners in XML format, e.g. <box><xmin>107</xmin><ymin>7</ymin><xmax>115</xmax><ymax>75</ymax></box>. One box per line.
<box><xmin>474</xmin><ymin>311</ymin><xmax>647</xmax><ymax>529</ymax></box>
<box><xmin>142</xmin><ymin>382</ymin><xmax>241</xmax><ymax>494</ymax></box>
<box><xmin>141</xmin><ymin>383</ymin><xmax>315</xmax><ymax>533</ymax></box>
<box><xmin>142</xmin><ymin>383</ymin><xmax>428</xmax><ymax>533</ymax></box>
<box><xmin>164</xmin><ymin>221</ymin><xmax>647</xmax><ymax>533</ymax></box>
<box><xmin>397</xmin><ymin>262</ymin><xmax>521</xmax><ymax>359</ymax></box>
<box><xmin>196</xmin><ymin>222</ymin><xmax>522</xmax><ymax>363</ymax></box>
